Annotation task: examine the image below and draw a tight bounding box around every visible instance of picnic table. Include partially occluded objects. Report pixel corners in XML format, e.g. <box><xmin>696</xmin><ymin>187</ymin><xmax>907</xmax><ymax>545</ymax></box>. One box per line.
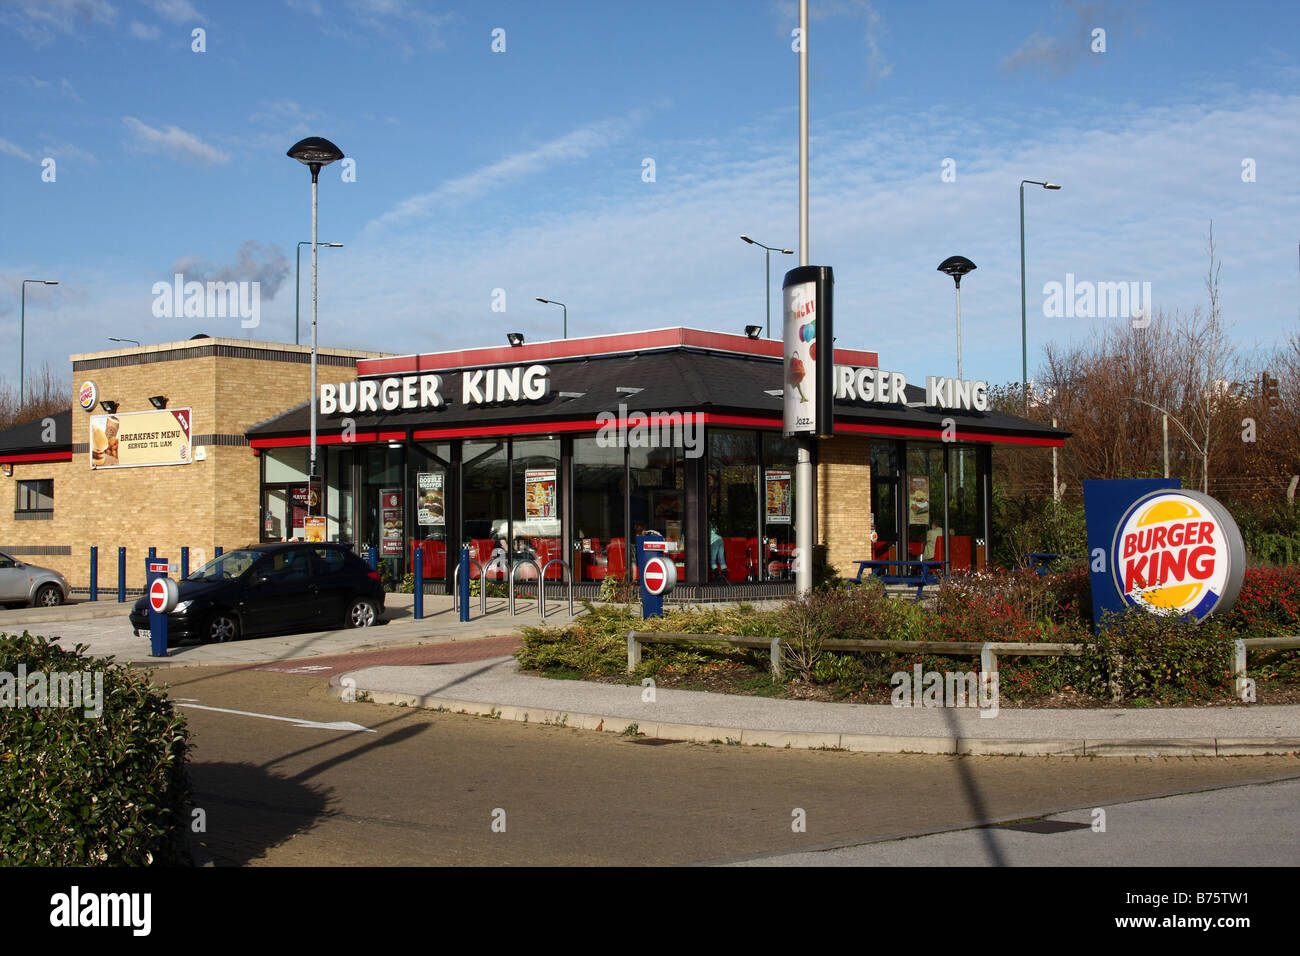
<box><xmin>1024</xmin><ymin>552</ymin><xmax>1083</xmax><ymax>575</ymax></box>
<box><xmin>853</xmin><ymin>558</ymin><xmax>945</xmax><ymax>601</ymax></box>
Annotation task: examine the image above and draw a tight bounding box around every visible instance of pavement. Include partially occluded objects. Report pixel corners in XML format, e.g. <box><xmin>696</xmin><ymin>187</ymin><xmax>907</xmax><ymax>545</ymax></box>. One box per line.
<box><xmin>6</xmin><ymin>593</ymin><xmax>1300</xmax><ymax>757</ymax></box>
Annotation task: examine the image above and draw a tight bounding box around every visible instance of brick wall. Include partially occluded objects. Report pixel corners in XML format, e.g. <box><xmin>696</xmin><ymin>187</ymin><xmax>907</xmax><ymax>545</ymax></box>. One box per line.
<box><xmin>817</xmin><ymin>435</ymin><xmax>872</xmax><ymax>577</ymax></box>
<box><xmin>0</xmin><ymin>339</ymin><xmax>381</xmax><ymax>593</ymax></box>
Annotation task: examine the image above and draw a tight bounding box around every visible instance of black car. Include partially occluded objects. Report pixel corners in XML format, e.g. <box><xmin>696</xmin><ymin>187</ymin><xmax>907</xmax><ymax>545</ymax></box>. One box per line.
<box><xmin>130</xmin><ymin>543</ymin><xmax>385</xmax><ymax>645</ymax></box>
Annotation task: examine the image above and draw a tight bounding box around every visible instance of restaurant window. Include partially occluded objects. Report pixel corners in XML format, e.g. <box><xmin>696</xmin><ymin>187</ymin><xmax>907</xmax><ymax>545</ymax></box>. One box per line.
<box><xmin>411</xmin><ymin>442</ymin><xmax>452</xmax><ymax>582</ymax></box>
<box><xmin>512</xmin><ymin>437</ymin><xmax>561</xmax><ymax>580</ymax></box>
<box><xmin>572</xmin><ymin>437</ymin><xmax>626</xmax><ymax>583</ymax></box>
<box><xmin>870</xmin><ymin>441</ymin><xmax>900</xmax><ymax>561</ymax></box>
<box><xmin>462</xmin><ymin>440</ymin><xmax>509</xmax><ymax>578</ymax></box>
<box><xmin>906</xmin><ymin>444</ymin><xmax>947</xmax><ymax>564</ymax></box>
<box><xmin>631</xmin><ymin>442</ymin><xmax>686</xmax><ymax>580</ymax></box>
<box><xmin>707</xmin><ymin>430</ymin><xmax>758</xmax><ymax>583</ymax></box>
<box><xmin>947</xmin><ymin>445</ymin><xmax>985</xmax><ymax>571</ymax></box>
<box><xmin>262</xmin><ymin>448</ymin><xmax>311</xmax><ymax>541</ymax></box>
<box><xmin>16</xmin><ymin>478</ymin><xmax>53</xmax><ymax>516</ymax></box>
<box><xmin>761</xmin><ymin>433</ymin><xmax>798</xmax><ymax>580</ymax></box>
<box><xmin>326</xmin><ymin>446</ymin><xmax>355</xmax><ymax>545</ymax></box>
<box><xmin>360</xmin><ymin>445</ymin><xmax>405</xmax><ymax>583</ymax></box>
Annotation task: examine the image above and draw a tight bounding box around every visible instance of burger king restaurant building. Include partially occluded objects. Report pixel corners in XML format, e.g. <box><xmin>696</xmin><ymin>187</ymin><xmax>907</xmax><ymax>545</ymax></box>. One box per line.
<box><xmin>0</xmin><ymin>328</ymin><xmax>1066</xmax><ymax>597</ymax></box>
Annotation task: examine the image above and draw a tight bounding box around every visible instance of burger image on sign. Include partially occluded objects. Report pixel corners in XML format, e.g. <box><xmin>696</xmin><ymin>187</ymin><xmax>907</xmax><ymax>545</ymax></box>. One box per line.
<box><xmin>1111</xmin><ymin>489</ymin><xmax>1245</xmax><ymax>620</ymax></box>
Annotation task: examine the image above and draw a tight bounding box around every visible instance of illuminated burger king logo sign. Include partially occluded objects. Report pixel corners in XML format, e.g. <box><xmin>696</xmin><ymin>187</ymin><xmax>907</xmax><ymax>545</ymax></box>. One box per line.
<box><xmin>1111</xmin><ymin>490</ymin><xmax>1245</xmax><ymax>619</ymax></box>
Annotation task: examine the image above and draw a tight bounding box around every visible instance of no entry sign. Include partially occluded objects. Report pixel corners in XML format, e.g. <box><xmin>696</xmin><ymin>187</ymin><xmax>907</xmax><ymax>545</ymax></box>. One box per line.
<box><xmin>149</xmin><ymin>577</ymin><xmax>179</xmax><ymax>614</ymax></box>
<box><xmin>643</xmin><ymin>556</ymin><xmax>675</xmax><ymax>596</ymax></box>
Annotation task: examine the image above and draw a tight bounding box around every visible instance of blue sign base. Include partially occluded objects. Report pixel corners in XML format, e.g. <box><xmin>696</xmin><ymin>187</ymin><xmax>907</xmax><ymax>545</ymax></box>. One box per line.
<box><xmin>1082</xmin><ymin>479</ymin><xmax>1179</xmax><ymax>631</ymax></box>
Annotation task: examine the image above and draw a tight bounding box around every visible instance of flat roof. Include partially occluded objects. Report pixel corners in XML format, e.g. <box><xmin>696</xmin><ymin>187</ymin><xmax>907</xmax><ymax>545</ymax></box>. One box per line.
<box><xmin>357</xmin><ymin>327</ymin><xmax>880</xmax><ymax>377</ymax></box>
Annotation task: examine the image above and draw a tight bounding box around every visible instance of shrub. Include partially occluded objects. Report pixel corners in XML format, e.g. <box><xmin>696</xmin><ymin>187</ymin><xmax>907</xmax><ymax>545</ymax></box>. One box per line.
<box><xmin>1219</xmin><ymin>567</ymin><xmax>1300</xmax><ymax>636</ymax></box>
<box><xmin>0</xmin><ymin>632</ymin><xmax>192</xmax><ymax>865</ymax></box>
<box><xmin>1084</xmin><ymin>610</ymin><xmax>1235</xmax><ymax>704</ymax></box>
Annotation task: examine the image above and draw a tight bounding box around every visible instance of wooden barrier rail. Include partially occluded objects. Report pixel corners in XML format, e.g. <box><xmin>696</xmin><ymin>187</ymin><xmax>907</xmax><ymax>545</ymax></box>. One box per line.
<box><xmin>627</xmin><ymin>632</ymin><xmax>1300</xmax><ymax>702</ymax></box>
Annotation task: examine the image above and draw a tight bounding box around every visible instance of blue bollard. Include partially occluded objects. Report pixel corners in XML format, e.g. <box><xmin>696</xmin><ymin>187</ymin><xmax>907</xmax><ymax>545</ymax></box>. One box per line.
<box><xmin>181</xmin><ymin>547</ymin><xmax>189</xmax><ymax>580</ymax></box>
<box><xmin>414</xmin><ymin>548</ymin><xmax>424</xmax><ymax>620</ymax></box>
<box><xmin>118</xmin><ymin>547</ymin><xmax>126</xmax><ymax>603</ymax></box>
<box><xmin>146</xmin><ymin>556</ymin><xmax>170</xmax><ymax>657</ymax></box>
<box><xmin>215</xmin><ymin>545</ymin><xmax>223</xmax><ymax>558</ymax></box>
<box><xmin>89</xmin><ymin>546</ymin><xmax>98</xmax><ymax>602</ymax></box>
<box><xmin>459</xmin><ymin>546</ymin><xmax>470</xmax><ymax>622</ymax></box>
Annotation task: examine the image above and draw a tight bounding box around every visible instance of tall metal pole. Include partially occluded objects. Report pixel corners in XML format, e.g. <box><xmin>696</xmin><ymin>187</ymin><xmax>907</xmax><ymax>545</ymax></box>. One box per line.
<box><xmin>795</xmin><ymin>0</ymin><xmax>813</xmax><ymax>596</ymax></box>
<box><xmin>296</xmin><ymin>242</ymin><xmax>303</xmax><ymax>347</ymax></box>
<box><xmin>19</xmin><ymin>281</ymin><xmax>26</xmax><ymax>409</ymax></box>
<box><xmin>765</xmin><ymin>249</ymin><xmax>771</xmax><ymax>338</ymax></box>
<box><xmin>955</xmin><ymin>280</ymin><xmax>963</xmax><ymax>381</ymax></box>
<box><xmin>310</xmin><ymin>167</ymin><xmax>319</xmax><ymax>482</ymax></box>
<box><xmin>1019</xmin><ymin>181</ymin><xmax>1028</xmax><ymax>411</ymax></box>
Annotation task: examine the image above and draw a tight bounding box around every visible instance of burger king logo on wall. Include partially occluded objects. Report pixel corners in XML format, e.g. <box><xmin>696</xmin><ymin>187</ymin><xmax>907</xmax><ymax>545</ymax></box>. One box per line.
<box><xmin>1111</xmin><ymin>489</ymin><xmax>1245</xmax><ymax>620</ymax></box>
<box><xmin>78</xmin><ymin>381</ymin><xmax>97</xmax><ymax>412</ymax></box>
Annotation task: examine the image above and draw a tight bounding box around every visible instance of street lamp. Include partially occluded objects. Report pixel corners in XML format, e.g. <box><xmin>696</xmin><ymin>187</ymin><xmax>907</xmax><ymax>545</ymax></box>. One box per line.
<box><xmin>535</xmin><ymin>297</ymin><xmax>567</xmax><ymax>339</ymax></box>
<box><xmin>19</xmin><ymin>279</ymin><xmax>58</xmax><ymax>408</ymax></box>
<box><xmin>296</xmin><ymin>241</ymin><xmax>343</xmax><ymax>346</ymax></box>
<box><xmin>937</xmin><ymin>256</ymin><xmax>976</xmax><ymax>380</ymax></box>
<box><xmin>287</xmin><ymin>136</ymin><xmax>345</xmax><ymax>491</ymax></box>
<box><xmin>1128</xmin><ymin>397</ymin><xmax>1208</xmax><ymax>492</ymax></box>
<box><xmin>1020</xmin><ymin>179</ymin><xmax>1061</xmax><ymax>409</ymax></box>
<box><xmin>740</xmin><ymin>235</ymin><xmax>794</xmax><ymax>338</ymax></box>
<box><xmin>108</xmin><ymin>337</ymin><xmax>141</xmax><ymax>347</ymax></box>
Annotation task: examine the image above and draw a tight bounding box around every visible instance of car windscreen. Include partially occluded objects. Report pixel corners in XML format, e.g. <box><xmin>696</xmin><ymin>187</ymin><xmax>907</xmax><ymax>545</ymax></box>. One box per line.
<box><xmin>187</xmin><ymin>549</ymin><xmax>259</xmax><ymax>582</ymax></box>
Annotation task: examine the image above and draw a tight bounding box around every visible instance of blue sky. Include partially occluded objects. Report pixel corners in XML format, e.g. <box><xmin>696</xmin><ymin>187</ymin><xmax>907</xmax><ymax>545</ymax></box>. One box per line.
<box><xmin>2</xmin><ymin>0</ymin><xmax>1298</xmax><ymax>391</ymax></box>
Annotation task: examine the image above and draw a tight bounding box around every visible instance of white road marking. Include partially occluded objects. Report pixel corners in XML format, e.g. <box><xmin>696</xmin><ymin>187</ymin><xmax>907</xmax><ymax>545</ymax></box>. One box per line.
<box><xmin>176</xmin><ymin>701</ymin><xmax>375</xmax><ymax>733</ymax></box>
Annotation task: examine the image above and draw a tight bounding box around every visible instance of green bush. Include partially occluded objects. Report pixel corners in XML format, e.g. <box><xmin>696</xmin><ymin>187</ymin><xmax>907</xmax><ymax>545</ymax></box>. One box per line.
<box><xmin>1084</xmin><ymin>610</ymin><xmax>1235</xmax><ymax>704</ymax></box>
<box><xmin>0</xmin><ymin>632</ymin><xmax>192</xmax><ymax>865</ymax></box>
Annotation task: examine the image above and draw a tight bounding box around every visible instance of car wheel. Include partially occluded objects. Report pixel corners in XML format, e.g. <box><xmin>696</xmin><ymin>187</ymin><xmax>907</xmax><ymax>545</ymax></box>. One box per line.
<box><xmin>345</xmin><ymin>597</ymin><xmax>378</xmax><ymax>628</ymax></box>
<box><xmin>204</xmin><ymin>611</ymin><xmax>240</xmax><ymax>644</ymax></box>
<box><xmin>34</xmin><ymin>584</ymin><xmax>63</xmax><ymax>608</ymax></box>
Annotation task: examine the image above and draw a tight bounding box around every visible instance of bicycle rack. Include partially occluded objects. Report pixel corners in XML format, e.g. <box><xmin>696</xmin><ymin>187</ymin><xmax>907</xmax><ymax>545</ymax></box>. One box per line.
<box><xmin>452</xmin><ymin>558</ymin><xmax>487</xmax><ymax>617</ymax></box>
<box><xmin>539</xmin><ymin>558</ymin><xmax>575</xmax><ymax>619</ymax></box>
<box><xmin>508</xmin><ymin>558</ymin><xmax>543</xmax><ymax>616</ymax></box>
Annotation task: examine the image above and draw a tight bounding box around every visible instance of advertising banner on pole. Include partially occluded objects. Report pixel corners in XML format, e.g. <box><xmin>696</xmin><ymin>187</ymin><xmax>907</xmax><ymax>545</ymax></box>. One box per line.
<box><xmin>782</xmin><ymin>265</ymin><xmax>834</xmax><ymax>438</ymax></box>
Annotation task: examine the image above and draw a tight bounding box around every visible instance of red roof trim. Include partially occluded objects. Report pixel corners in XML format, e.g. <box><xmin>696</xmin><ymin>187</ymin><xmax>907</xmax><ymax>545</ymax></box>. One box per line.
<box><xmin>0</xmin><ymin>451</ymin><xmax>74</xmax><ymax>464</ymax></box>
<box><xmin>356</xmin><ymin>327</ymin><xmax>879</xmax><ymax>376</ymax></box>
<box><xmin>253</xmin><ymin>412</ymin><xmax>1061</xmax><ymax>447</ymax></box>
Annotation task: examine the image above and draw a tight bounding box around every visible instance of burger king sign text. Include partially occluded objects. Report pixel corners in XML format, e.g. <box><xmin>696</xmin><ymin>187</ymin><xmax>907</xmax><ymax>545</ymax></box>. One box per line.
<box><xmin>1108</xmin><ymin>488</ymin><xmax>1244</xmax><ymax>621</ymax></box>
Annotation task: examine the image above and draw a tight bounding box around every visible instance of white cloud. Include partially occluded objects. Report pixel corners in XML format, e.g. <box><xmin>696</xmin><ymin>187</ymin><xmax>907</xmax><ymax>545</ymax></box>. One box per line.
<box><xmin>0</xmin><ymin>138</ymin><xmax>33</xmax><ymax>162</ymax></box>
<box><xmin>130</xmin><ymin>20</ymin><xmax>161</xmax><ymax>39</ymax></box>
<box><xmin>0</xmin><ymin>0</ymin><xmax>118</xmax><ymax>47</ymax></box>
<box><xmin>139</xmin><ymin>0</ymin><xmax>203</xmax><ymax>24</ymax></box>
<box><xmin>368</xmin><ymin>114</ymin><xmax>644</xmax><ymax>230</ymax></box>
<box><xmin>122</xmin><ymin>116</ymin><xmax>230</xmax><ymax>165</ymax></box>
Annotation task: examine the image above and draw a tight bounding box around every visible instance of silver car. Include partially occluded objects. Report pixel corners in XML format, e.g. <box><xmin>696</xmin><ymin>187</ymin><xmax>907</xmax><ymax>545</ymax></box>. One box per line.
<box><xmin>0</xmin><ymin>550</ymin><xmax>69</xmax><ymax>608</ymax></box>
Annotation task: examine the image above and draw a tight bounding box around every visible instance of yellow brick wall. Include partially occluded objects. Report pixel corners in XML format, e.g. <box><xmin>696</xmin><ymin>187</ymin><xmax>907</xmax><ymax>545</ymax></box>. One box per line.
<box><xmin>0</xmin><ymin>339</ymin><xmax>381</xmax><ymax>593</ymax></box>
<box><xmin>817</xmin><ymin>435</ymin><xmax>872</xmax><ymax>578</ymax></box>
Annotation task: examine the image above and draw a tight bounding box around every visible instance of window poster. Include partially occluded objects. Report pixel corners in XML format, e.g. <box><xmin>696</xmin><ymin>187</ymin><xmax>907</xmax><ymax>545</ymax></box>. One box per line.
<box><xmin>765</xmin><ymin>469</ymin><xmax>792</xmax><ymax>524</ymax></box>
<box><xmin>909</xmin><ymin>476</ymin><xmax>930</xmax><ymax>525</ymax></box>
<box><xmin>417</xmin><ymin>472</ymin><xmax>445</xmax><ymax>526</ymax></box>
<box><xmin>380</xmin><ymin>488</ymin><xmax>404</xmax><ymax>555</ymax></box>
<box><xmin>524</xmin><ymin>469</ymin><xmax>557</xmax><ymax>520</ymax></box>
